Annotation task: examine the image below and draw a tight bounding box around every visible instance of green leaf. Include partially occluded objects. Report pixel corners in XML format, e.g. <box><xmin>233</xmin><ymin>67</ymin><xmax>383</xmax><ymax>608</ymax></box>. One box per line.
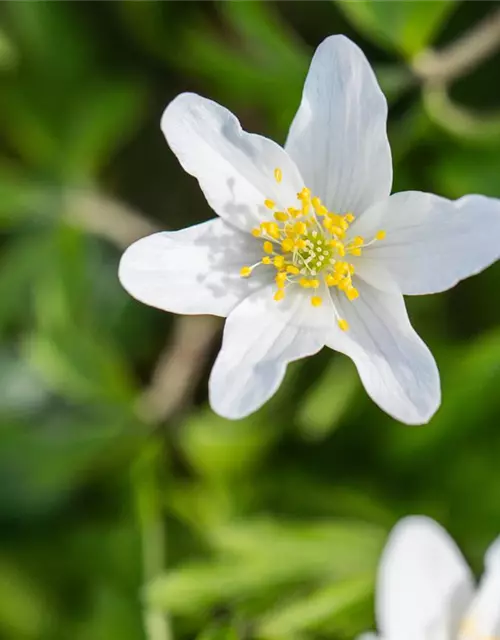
<box><xmin>256</xmin><ymin>576</ymin><xmax>373</xmax><ymax>639</ymax></box>
<box><xmin>297</xmin><ymin>358</ymin><xmax>359</xmax><ymax>440</ymax></box>
<box><xmin>63</xmin><ymin>81</ymin><xmax>147</xmax><ymax>181</ymax></box>
<box><xmin>337</xmin><ymin>0</ymin><xmax>458</xmax><ymax>58</ymax></box>
<box><xmin>196</xmin><ymin>622</ymin><xmax>239</xmax><ymax>640</ymax></box>
<box><xmin>179</xmin><ymin>409</ymin><xmax>278</xmax><ymax>479</ymax></box>
<box><xmin>147</xmin><ymin>519</ymin><xmax>384</xmax><ymax>616</ymax></box>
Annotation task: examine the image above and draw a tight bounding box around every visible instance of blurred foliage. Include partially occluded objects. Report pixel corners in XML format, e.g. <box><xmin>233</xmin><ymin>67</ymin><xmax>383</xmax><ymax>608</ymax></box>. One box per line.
<box><xmin>0</xmin><ymin>2</ymin><xmax>500</xmax><ymax>640</ymax></box>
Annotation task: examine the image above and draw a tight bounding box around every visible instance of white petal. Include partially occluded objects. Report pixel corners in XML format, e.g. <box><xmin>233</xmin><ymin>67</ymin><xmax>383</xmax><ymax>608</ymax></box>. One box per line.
<box><xmin>119</xmin><ymin>218</ymin><xmax>266</xmax><ymax>317</ymax></box>
<box><xmin>285</xmin><ymin>35</ymin><xmax>392</xmax><ymax>214</ymax></box>
<box><xmin>352</xmin><ymin>192</ymin><xmax>500</xmax><ymax>295</ymax></box>
<box><xmin>459</xmin><ymin>535</ymin><xmax>500</xmax><ymax>640</ymax></box>
<box><xmin>209</xmin><ymin>286</ymin><xmax>328</xmax><ymax>419</ymax></box>
<box><xmin>161</xmin><ymin>93</ymin><xmax>304</xmax><ymax>233</ymax></box>
<box><xmin>378</xmin><ymin>516</ymin><xmax>475</xmax><ymax>640</ymax></box>
<box><xmin>324</xmin><ymin>281</ymin><xmax>440</xmax><ymax>425</ymax></box>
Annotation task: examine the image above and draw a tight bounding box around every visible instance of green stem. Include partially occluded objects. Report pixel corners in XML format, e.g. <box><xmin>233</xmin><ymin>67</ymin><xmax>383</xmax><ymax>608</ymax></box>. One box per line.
<box><xmin>133</xmin><ymin>441</ymin><xmax>173</xmax><ymax>640</ymax></box>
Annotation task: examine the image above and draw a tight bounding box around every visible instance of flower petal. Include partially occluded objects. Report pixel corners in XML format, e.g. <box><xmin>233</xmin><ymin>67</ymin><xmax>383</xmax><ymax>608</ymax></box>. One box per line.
<box><xmin>324</xmin><ymin>280</ymin><xmax>440</xmax><ymax>425</ymax></box>
<box><xmin>119</xmin><ymin>218</ymin><xmax>266</xmax><ymax>317</ymax></box>
<box><xmin>378</xmin><ymin>516</ymin><xmax>475</xmax><ymax>640</ymax></box>
<box><xmin>161</xmin><ymin>93</ymin><xmax>304</xmax><ymax>233</ymax></box>
<box><xmin>459</xmin><ymin>535</ymin><xmax>500</xmax><ymax>640</ymax></box>
<box><xmin>285</xmin><ymin>35</ymin><xmax>392</xmax><ymax>214</ymax></box>
<box><xmin>352</xmin><ymin>192</ymin><xmax>500</xmax><ymax>295</ymax></box>
<box><xmin>209</xmin><ymin>286</ymin><xmax>328</xmax><ymax>419</ymax></box>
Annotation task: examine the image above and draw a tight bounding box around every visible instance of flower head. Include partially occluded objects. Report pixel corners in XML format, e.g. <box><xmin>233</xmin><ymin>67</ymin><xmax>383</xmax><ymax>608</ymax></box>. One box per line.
<box><xmin>359</xmin><ymin>516</ymin><xmax>500</xmax><ymax>640</ymax></box>
<box><xmin>119</xmin><ymin>35</ymin><xmax>500</xmax><ymax>424</ymax></box>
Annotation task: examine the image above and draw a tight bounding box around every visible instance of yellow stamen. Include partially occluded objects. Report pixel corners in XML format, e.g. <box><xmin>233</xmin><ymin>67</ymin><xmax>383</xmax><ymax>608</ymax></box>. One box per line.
<box><xmin>311</xmin><ymin>196</ymin><xmax>322</xmax><ymax>212</ymax></box>
<box><xmin>262</xmin><ymin>256</ymin><xmax>271</xmax><ymax>265</ymax></box>
<box><xmin>346</xmin><ymin>287</ymin><xmax>359</xmax><ymax>301</ymax></box>
<box><xmin>251</xmin><ymin>228</ymin><xmax>261</xmax><ymax>237</ymax></box>
<box><xmin>240</xmin><ymin>266</ymin><xmax>252</xmax><ymax>277</ymax></box>
<box><xmin>264</xmin><ymin>199</ymin><xmax>276</xmax><ymax>210</ymax></box>
<box><xmin>338</xmin><ymin>319</ymin><xmax>349</xmax><ymax>331</ymax></box>
<box><xmin>274</xmin><ymin>168</ymin><xmax>282</xmax><ymax>183</ymax></box>
<box><xmin>274</xmin><ymin>255</ymin><xmax>285</xmax><ymax>268</ymax></box>
<box><xmin>293</xmin><ymin>221</ymin><xmax>307</xmax><ymax>235</ymax></box>
<box><xmin>310</xmin><ymin>279</ymin><xmax>320</xmax><ymax>289</ymax></box>
<box><xmin>375</xmin><ymin>230</ymin><xmax>386</xmax><ymax>240</ymax></box>
<box><xmin>275</xmin><ymin>273</ymin><xmax>287</xmax><ymax>288</ymax></box>
<box><xmin>286</xmin><ymin>265</ymin><xmax>300</xmax><ymax>275</ymax></box>
<box><xmin>281</xmin><ymin>238</ymin><xmax>294</xmax><ymax>252</ymax></box>
<box><xmin>274</xmin><ymin>211</ymin><xmax>289</xmax><ymax>222</ymax></box>
<box><xmin>344</xmin><ymin>212</ymin><xmax>355</xmax><ymax>222</ymax></box>
<box><xmin>263</xmin><ymin>241</ymin><xmax>273</xmax><ymax>254</ymax></box>
<box><xmin>311</xmin><ymin>296</ymin><xmax>322</xmax><ymax>307</ymax></box>
<box><xmin>274</xmin><ymin>290</ymin><xmax>285</xmax><ymax>302</ymax></box>
<box><xmin>299</xmin><ymin>278</ymin><xmax>311</xmax><ymax>288</ymax></box>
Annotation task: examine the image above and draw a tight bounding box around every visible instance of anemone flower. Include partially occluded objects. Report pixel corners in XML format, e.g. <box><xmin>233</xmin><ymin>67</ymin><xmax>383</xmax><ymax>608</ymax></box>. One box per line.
<box><xmin>359</xmin><ymin>516</ymin><xmax>500</xmax><ymax>640</ymax></box>
<box><xmin>119</xmin><ymin>35</ymin><xmax>500</xmax><ymax>424</ymax></box>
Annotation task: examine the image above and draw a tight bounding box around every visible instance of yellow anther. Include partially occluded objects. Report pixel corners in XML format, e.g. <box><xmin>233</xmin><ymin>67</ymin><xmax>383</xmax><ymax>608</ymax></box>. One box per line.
<box><xmin>281</xmin><ymin>238</ymin><xmax>294</xmax><ymax>252</ymax></box>
<box><xmin>286</xmin><ymin>265</ymin><xmax>300</xmax><ymax>275</ymax></box>
<box><xmin>310</xmin><ymin>279</ymin><xmax>320</xmax><ymax>289</ymax></box>
<box><xmin>375</xmin><ymin>230</ymin><xmax>386</xmax><ymax>240</ymax></box>
<box><xmin>334</xmin><ymin>261</ymin><xmax>348</xmax><ymax>274</ymax></box>
<box><xmin>346</xmin><ymin>287</ymin><xmax>359</xmax><ymax>301</ymax></box>
<box><xmin>323</xmin><ymin>217</ymin><xmax>333</xmax><ymax>230</ymax></box>
<box><xmin>274</xmin><ymin>211</ymin><xmax>289</xmax><ymax>222</ymax></box>
<box><xmin>349</xmin><ymin>248</ymin><xmax>362</xmax><ymax>256</ymax></box>
<box><xmin>338</xmin><ymin>318</ymin><xmax>349</xmax><ymax>331</ymax></box>
<box><xmin>344</xmin><ymin>213</ymin><xmax>355</xmax><ymax>223</ymax></box>
<box><xmin>331</xmin><ymin>226</ymin><xmax>345</xmax><ymax>237</ymax></box>
<box><xmin>311</xmin><ymin>296</ymin><xmax>322</xmax><ymax>307</ymax></box>
<box><xmin>302</xmin><ymin>201</ymin><xmax>311</xmax><ymax>215</ymax></box>
<box><xmin>274</xmin><ymin>168</ymin><xmax>282</xmax><ymax>183</ymax></box>
<box><xmin>262</xmin><ymin>256</ymin><xmax>271</xmax><ymax>265</ymax></box>
<box><xmin>240</xmin><ymin>266</ymin><xmax>252</xmax><ymax>277</ymax></box>
<box><xmin>274</xmin><ymin>255</ymin><xmax>285</xmax><ymax>268</ymax></box>
<box><xmin>263</xmin><ymin>241</ymin><xmax>273</xmax><ymax>254</ymax></box>
<box><xmin>299</xmin><ymin>278</ymin><xmax>311</xmax><ymax>288</ymax></box>
<box><xmin>293</xmin><ymin>221</ymin><xmax>307</xmax><ymax>235</ymax></box>
<box><xmin>353</xmin><ymin>236</ymin><xmax>364</xmax><ymax>246</ymax></box>
<box><xmin>318</xmin><ymin>205</ymin><xmax>328</xmax><ymax>216</ymax></box>
<box><xmin>274</xmin><ymin>290</ymin><xmax>285</xmax><ymax>302</ymax></box>
<box><xmin>251</xmin><ymin>228</ymin><xmax>261</xmax><ymax>237</ymax></box>
<box><xmin>275</xmin><ymin>273</ymin><xmax>287</xmax><ymax>288</ymax></box>
<box><xmin>297</xmin><ymin>187</ymin><xmax>311</xmax><ymax>200</ymax></box>
<box><xmin>268</xmin><ymin>223</ymin><xmax>280</xmax><ymax>239</ymax></box>
<box><xmin>348</xmin><ymin>264</ymin><xmax>355</xmax><ymax>275</ymax></box>
<box><xmin>295</xmin><ymin>239</ymin><xmax>306</xmax><ymax>250</ymax></box>
<box><xmin>311</xmin><ymin>196</ymin><xmax>322</xmax><ymax>212</ymax></box>
<box><xmin>264</xmin><ymin>199</ymin><xmax>276</xmax><ymax>210</ymax></box>
<box><xmin>339</xmin><ymin>218</ymin><xmax>349</xmax><ymax>231</ymax></box>
<box><xmin>326</xmin><ymin>274</ymin><xmax>340</xmax><ymax>287</ymax></box>
<box><xmin>287</xmin><ymin>207</ymin><xmax>300</xmax><ymax>217</ymax></box>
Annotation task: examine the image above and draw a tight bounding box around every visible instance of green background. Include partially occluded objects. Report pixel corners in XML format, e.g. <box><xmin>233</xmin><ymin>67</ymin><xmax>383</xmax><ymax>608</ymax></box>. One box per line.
<box><xmin>1</xmin><ymin>2</ymin><xmax>499</xmax><ymax>639</ymax></box>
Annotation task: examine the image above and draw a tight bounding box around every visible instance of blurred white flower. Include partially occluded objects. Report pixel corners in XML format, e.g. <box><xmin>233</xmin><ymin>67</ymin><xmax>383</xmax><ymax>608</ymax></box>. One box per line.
<box><xmin>119</xmin><ymin>35</ymin><xmax>500</xmax><ymax>424</ymax></box>
<box><xmin>359</xmin><ymin>516</ymin><xmax>500</xmax><ymax>640</ymax></box>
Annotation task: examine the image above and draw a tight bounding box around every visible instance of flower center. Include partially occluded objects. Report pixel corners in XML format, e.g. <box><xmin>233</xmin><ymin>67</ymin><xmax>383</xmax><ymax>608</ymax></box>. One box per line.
<box><xmin>240</xmin><ymin>169</ymin><xmax>385</xmax><ymax>331</ymax></box>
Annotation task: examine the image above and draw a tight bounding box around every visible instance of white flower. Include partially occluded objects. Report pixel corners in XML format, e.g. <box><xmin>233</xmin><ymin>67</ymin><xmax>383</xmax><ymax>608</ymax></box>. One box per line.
<box><xmin>359</xmin><ymin>516</ymin><xmax>500</xmax><ymax>640</ymax></box>
<box><xmin>119</xmin><ymin>35</ymin><xmax>500</xmax><ymax>424</ymax></box>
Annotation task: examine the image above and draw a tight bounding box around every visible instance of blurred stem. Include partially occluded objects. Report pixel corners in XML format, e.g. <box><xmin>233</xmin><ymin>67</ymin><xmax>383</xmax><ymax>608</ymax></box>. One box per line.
<box><xmin>413</xmin><ymin>7</ymin><xmax>500</xmax><ymax>84</ymax></box>
<box><xmin>133</xmin><ymin>441</ymin><xmax>173</xmax><ymax>640</ymax></box>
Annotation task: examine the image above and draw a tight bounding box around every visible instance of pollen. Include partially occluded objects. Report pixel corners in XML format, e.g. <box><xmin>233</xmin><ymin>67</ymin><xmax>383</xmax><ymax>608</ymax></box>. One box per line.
<box><xmin>239</xmin><ymin>172</ymin><xmax>387</xmax><ymax>313</ymax></box>
<box><xmin>338</xmin><ymin>319</ymin><xmax>349</xmax><ymax>331</ymax></box>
